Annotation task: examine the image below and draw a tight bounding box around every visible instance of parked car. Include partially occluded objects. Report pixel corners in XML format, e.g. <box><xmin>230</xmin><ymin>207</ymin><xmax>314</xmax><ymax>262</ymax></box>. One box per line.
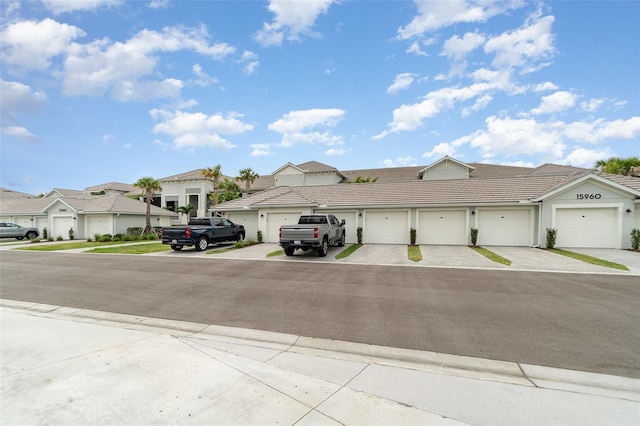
<box><xmin>0</xmin><ymin>222</ymin><xmax>40</xmax><ymax>240</ymax></box>
<box><xmin>279</xmin><ymin>214</ymin><xmax>345</xmax><ymax>257</ymax></box>
<box><xmin>161</xmin><ymin>217</ymin><xmax>245</xmax><ymax>251</ymax></box>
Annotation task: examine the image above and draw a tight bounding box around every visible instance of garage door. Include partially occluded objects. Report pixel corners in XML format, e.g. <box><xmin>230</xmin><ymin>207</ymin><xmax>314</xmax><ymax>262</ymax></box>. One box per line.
<box><xmin>418</xmin><ymin>210</ymin><xmax>467</xmax><ymax>245</ymax></box>
<box><xmin>319</xmin><ymin>211</ymin><xmax>358</xmax><ymax>244</ymax></box>
<box><xmin>363</xmin><ymin>210</ymin><xmax>409</xmax><ymax>244</ymax></box>
<box><xmin>555</xmin><ymin>207</ymin><xmax>618</xmax><ymax>248</ymax></box>
<box><xmin>87</xmin><ymin>215</ymin><xmax>111</xmax><ymax>238</ymax></box>
<box><xmin>477</xmin><ymin>209</ymin><xmax>532</xmax><ymax>246</ymax></box>
<box><xmin>266</xmin><ymin>212</ymin><xmax>303</xmax><ymax>243</ymax></box>
<box><xmin>51</xmin><ymin>216</ymin><xmax>74</xmax><ymax>240</ymax></box>
<box><xmin>227</xmin><ymin>212</ymin><xmax>259</xmax><ymax>240</ymax></box>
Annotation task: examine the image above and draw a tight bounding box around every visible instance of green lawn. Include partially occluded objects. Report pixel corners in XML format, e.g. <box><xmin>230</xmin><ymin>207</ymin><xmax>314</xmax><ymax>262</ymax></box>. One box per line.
<box><xmin>15</xmin><ymin>240</ymin><xmax>154</xmax><ymax>251</ymax></box>
<box><xmin>547</xmin><ymin>248</ymin><xmax>629</xmax><ymax>271</ymax></box>
<box><xmin>335</xmin><ymin>244</ymin><xmax>362</xmax><ymax>259</ymax></box>
<box><xmin>471</xmin><ymin>246</ymin><xmax>512</xmax><ymax>265</ymax></box>
<box><xmin>87</xmin><ymin>242</ymin><xmax>171</xmax><ymax>254</ymax></box>
<box><xmin>407</xmin><ymin>245</ymin><xmax>422</xmax><ymax>262</ymax></box>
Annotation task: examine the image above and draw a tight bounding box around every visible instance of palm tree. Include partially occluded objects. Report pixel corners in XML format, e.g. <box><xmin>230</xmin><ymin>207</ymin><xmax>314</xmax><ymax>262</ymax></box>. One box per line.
<box><xmin>201</xmin><ymin>165</ymin><xmax>222</xmax><ymax>206</ymax></box>
<box><xmin>595</xmin><ymin>157</ymin><xmax>640</xmax><ymax>176</ymax></box>
<box><xmin>237</xmin><ymin>168</ymin><xmax>259</xmax><ymax>196</ymax></box>
<box><xmin>218</xmin><ymin>178</ymin><xmax>242</xmax><ymax>203</ymax></box>
<box><xmin>176</xmin><ymin>204</ymin><xmax>195</xmax><ymax>219</ymax></box>
<box><xmin>133</xmin><ymin>176</ymin><xmax>162</xmax><ymax>235</ymax></box>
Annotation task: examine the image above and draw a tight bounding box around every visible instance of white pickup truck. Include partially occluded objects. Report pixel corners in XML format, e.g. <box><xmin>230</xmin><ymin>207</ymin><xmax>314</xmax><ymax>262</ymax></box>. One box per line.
<box><xmin>279</xmin><ymin>214</ymin><xmax>346</xmax><ymax>257</ymax></box>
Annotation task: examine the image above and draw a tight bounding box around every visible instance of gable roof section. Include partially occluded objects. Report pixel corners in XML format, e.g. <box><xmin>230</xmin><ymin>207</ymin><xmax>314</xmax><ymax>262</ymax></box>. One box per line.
<box><xmin>85</xmin><ymin>182</ymin><xmax>136</xmax><ymax>193</ymax></box>
<box><xmin>1</xmin><ymin>195</ymin><xmax>174</xmax><ymax>216</ymax></box>
<box><xmin>419</xmin><ymin>156</ymin><xmax>475</xmax><ymax>176</ymax></box>
<box><xmin>533</xmin><ymin>173</ymin><xmax>640</xmax><ymax>201</ymax></box>
<box><xmin>160</xmin><ymin>169</ymin><xmax>233</xmax><ymax>183</ymax></box>
<box><xmin>0</xmin><ymin>197</ymin><xmax>52</xmax><ymax>215</ymax></box>
<box><xmin>0</xmin><ymin>188</ymin><xmax>35</xmax><ymax>199</ymax></box>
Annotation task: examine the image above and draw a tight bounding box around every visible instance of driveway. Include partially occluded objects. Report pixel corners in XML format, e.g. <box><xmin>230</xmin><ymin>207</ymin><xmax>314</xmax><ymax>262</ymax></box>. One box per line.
<box><xmin>204</xmin><ymin>243</ymin><xmax>638</xmax><ymax>274</ymax></box>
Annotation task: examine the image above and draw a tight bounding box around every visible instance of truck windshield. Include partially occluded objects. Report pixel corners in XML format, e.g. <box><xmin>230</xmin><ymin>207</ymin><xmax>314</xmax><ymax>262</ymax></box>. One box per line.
<box><xmin>298</xmin><ymin>216</ymin><xmax>328</xmax><ymax>224</ymax></box>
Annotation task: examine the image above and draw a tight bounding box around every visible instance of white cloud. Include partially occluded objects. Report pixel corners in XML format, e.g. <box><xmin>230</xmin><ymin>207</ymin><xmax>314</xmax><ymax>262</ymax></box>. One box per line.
<box><xmin>325</xmin><ymin>148</ymin><xmax>346</xmax><ymax>155</ymax></box>
<box><xmin>254</xmin><ymin>0</ymin><xmax>337</xmax><ymax>47</ymax></box>
<box><xmin>192</xmin><ymin>63</ymin><xmax>219</xmax><ymax>87</ymax></box>
<box><xmin>484</xmin><ymin>14</ymin><xmax>555</xmax><ymax>71</ymax></box>
<box><xmin>0</xmin><ymin>18</ymin><xmax>85</xmax><ymax>71</ymax></box>
<box><xmin>250</xmin><ymin>143</ymin><xmax>273</xmax><ymax>156</ymax></box>
<box><xmin>455</xmin><ymin>115</ymin><xmax>640</xmax><ymax>162</ymax></box>
<box><xmin>398</xmin><ymin>0</ymin><xmax>523</xmax><ymax>39</ymax></box>
<box><xmin>381</xmin><ymin>156</ymin><xmax>417</xmax><ymax>167</ymax></box>
<box><xmin>422</xmin><ymin>142</ymin><xmax>457</xmax><ymax>159</ymax></box>
<box><xmin>40</xmin><ymin>0</ymin><xmax>121</xmax><ymax>14</ymax></box>
<box><xmin>1</xmin><ymin>126</ymin><xmax>38</xmax><ymax>141</ymax></box>
<box><xmin>150</xmin><ymin>109</ymin><xmax>253</xmax><ymax>150</ymax></box>
<box><xmin>148</xmin><ymin>0</ymin><xmax>169</xmax><ymax>9</ymax></box>
<box><xmin>239</xmin><ymin>50</ymin><xmax>259</xmax><ymax>75</ymax></box>
<box><xmin>387</xmin><ymin>73</ymin><xmax>418</xmax><ymax>94</ymax></box>
<box><xmin>531</xmin><ymin>90</ymin><xmax>576</xmax><ymax>115</ymax></box>
<box><xmin>0</xmin><ymin>80</ymin><xmax>47</xmax><ymax>120</ymax></box>
<box><xmin>534</xmin><ymin>81</ymin><xmax>559</xmax><ymax>92</ymax></box>
<box><xmin>442</xmin><ymin>31</ymin><xmax>486</xmax><ymax>60</ymax></box>
<box><xmin>63</xmin><ymin>25</ymin><xmax>235</xmax><ymax>101</ymax></box>
<box><xmin>580</xmin><ymin>98</ymin><xmax>606</xmax><ymax>112</ymax></box>
<box><xmin>269</xmin><ymin>108</ymin><xmax>346</xmax><ymax>147</ymax></box>
<box><xmin>564</xmin><ymin>147</ymin><xmax>614</xmax><ymax>168</ymax></box>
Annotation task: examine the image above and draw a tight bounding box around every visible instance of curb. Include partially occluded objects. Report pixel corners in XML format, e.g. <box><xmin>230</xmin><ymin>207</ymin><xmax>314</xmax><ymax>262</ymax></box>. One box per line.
<box><xmin>2</xmin><ymin>298</ymin><xmax>638</xmax><ymax>401</ymax></box>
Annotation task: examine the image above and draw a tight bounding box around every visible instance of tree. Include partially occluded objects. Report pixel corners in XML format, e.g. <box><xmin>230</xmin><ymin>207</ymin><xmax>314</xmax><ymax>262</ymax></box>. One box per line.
<box><xmin>201</xmin><ymin>165</ymin><xmax>223</xmax><ymax>205</ymax></box>
<box><xmin>133</xmin><ymin>176</ymin><xmax>162</xmax><ymax>235</ymax></box>
<box><xmin>176</xmin><ymin>204</ymin><xmax>195</xmax><ymax>218</ymax></box>
<box><xmin>595</xmin><ymin>157</ymin><xmax>640</xmax><ymax>176</ymax></box>
<box><xmin>237</xmin><ymin>168</ymin><xmax>259</xmax><ymax>196</ymax></box>
<box><xmin>218</xmin><ymin>178</ymin><xmax>241</xmax><ymax>203</ymax></box>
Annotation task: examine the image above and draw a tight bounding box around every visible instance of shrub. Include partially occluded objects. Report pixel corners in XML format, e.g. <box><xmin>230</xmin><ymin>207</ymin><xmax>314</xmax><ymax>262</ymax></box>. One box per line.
<box><xmin>127</xmin><ymin>227</ymin><xmax>143</xmax><ymax>236</ymax></box>
<box><xmin>631</xmin><ymin>228</ymin><xmax>640</xmax><ymax>250</ymax></box>
<box><xmin>56</xmin><ymin>236</ymin><xmax>63</xmax><ymax>241</ymax></box>
<box><xmin>257</xmin><ymin>229</ymin><xmax>263</xmax><ymax>243</ymax></box>
<box><xmin>410</xmin><ymin>228</ymin><xmax>416</xmax><ymax>245</ymax></box>
<box><xmin>42</xmin><ymin>227</ymin><xmax>48</xmax><ymax>239</ymax></box>
<box><xmin>357</xmin><ymin>226</ymin><xmax>363</xmax><ymax>244</ymax></box>
<box><xmin>546</xmin><ymin>227</ymin><xmax>557</xmax><ymax>249</ymax></box>
<box><xmin>68</xmin><ymin>228</ymin><xmax>75</xmax><ymax>240</ymax></box>
<box><xmin>470</xmin><ymin>228</ymin><xmax>478</xmax><ymax>246</ymax></box>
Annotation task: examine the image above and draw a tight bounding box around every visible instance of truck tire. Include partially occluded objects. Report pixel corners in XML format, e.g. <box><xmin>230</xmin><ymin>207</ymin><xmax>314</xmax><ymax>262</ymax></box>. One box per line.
<box><xmin>317</xmin><ymin>238</ymin><xmax>328</xmax><ymax>257</ymax></box>
<box><xmin>195</xmin><ymin>236</ymin><xmax>209</xmax><ymax>251</ymax></box>
<box><xmin>236</xmin><ymin>232</ymin><xmax>245</xmax><ymax>242</ymax></box>
<box><xmin>25</xmin><ymin>231</ymin><xmax>38</xmax><ymax>240</ymax></box>
<box><xmin>284</xmin><ymin>247</ymin><xmax>295</xmax><ymax>256</ymax></box>
<box><xmin>337</xmin><ymin>232</ymin><xmax>345</xmax><ymax>247</ymax></box>
<box><xmin>171</xmin><ymin>245</ymin><xmax>183</xmax><ymax>251</ymax></box>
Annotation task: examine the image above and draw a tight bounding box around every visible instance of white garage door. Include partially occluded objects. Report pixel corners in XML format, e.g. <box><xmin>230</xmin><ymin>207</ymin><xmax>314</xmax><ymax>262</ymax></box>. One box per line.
<box><xmin>319</xmin><ymin>211</ymin><xmax>358</xmax><ymax>244</ymax></box>
<box><xmin>227</xmin><ymin>212</ymin><xmax>259</xmax><ymax>240</ymax></box>
<box><xmin>87</xmin><ymin>215</ymin><xmax>111</xmax><ymax>238</ymax></box>
<box><xmin>52</xmin><ymin>216</ymin><xmax>74</xmax><ymax>240</ymax></box>
<box><xmin>266</xmin><ymin>212</ymin><xmax>303</xmax><ymax>243</ymax></box>
<box><xmin>363</xmin><ymin>210</ymin><xmax>409</xmax><ymax>244</ymax></box>
<box><xmin>555</xmin><ymin>207</ymin><xmax>618</xmax><ymax>248</ymax></box>
<box><xmin>15</xmin><ymin>217</ymin><xmax>32</xmax><ymax>227</ymax></box>
<box><xmin>418</xmin><ymin>210</ymin><xmax>467</xmax><ymax>245</ymax></box>
<box><xmin>477</xmin><ymin>209</ymin><xmax>532</xmax><ymax>246</ymax></box>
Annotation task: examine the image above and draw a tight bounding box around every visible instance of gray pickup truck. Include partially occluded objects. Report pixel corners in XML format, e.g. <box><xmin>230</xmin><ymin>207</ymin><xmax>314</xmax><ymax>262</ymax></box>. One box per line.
<box><xmin>0</xmin><ymin>222</ymin><xmax>39</xmax><ymax>240</ymax></box>
<box><xmin>279</xmin><ymin>214</ymin><xmax>345</xmax><ymax>257</ymax></box>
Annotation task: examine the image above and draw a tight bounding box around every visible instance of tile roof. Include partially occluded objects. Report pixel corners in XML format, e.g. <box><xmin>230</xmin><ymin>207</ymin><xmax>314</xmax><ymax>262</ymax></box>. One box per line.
<box><xmin>0</xmin><ymin>195</ymin><xmax>174</xmax><ymax>216</ymax></box>
<box><xmin>0</xmin><ymin>188</ymin><xmax>35</xmax><ymax>199</ymax></box>
<box><xmin>213</xmin><ymin>173</ymin><xmax>583</xmax><ymax>211</ymax></box>
<box><xmin>84</xmin><ymin>182</ymin><xmax>137</xmax><ymax>193</ymax></box>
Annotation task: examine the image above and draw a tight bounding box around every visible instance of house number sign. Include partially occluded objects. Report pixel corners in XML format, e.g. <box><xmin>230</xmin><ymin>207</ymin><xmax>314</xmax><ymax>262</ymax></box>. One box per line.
<box><xmin>576</xmin><ymin>193</ymin><xmax>601</xmax><ymax>200</ymax></box>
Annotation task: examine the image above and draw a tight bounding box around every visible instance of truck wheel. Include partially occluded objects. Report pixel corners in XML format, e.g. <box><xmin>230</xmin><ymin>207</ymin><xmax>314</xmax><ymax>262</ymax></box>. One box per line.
<box><xmin>317</xmin><ymin>238</ymin><xmax>328</xmax><ymax>257</ymax></box>
<box><xmin>171</xmin><ymin>245</ymin><xmax>183</xmax><ymax>251</ymax></box>
<box><xmin>284</xmin><ymin>247</ymin><xmax>295</xmax><ymax>256</ymax></box>
<box><xmin>26</xmin><ymin>231</ymin><xmax>38</xmax><ymax>240</ymax></box>
<box><xmin>236</xmin><ymin>232</ymin><xmax>245</xmax><ymax>242</ymax></box>
<box><xmin>338</xmin><ymin>233</ymin><xmax>345</xmax><ymax>247</ymax></box>
<box><xmin>195</xmin><ymin>237</ymin><xmax>209</xmax><ymax>251</ymax></box>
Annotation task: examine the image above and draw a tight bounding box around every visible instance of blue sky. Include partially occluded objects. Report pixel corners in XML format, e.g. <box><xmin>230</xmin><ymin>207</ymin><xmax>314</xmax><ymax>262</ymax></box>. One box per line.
<box><xmin>1</xmin><ymin>0</ymin><xmax>639</xmax><ymax>196</ymax></box>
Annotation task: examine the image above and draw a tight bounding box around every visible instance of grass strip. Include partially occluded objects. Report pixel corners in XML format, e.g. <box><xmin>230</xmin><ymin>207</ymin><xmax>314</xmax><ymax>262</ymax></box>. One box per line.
<box><xmin>88</xmin><ymin>242</ymin><xmax>171</xmax><ymax>254</ymax></box>
<box><xmin>407</xmin><ymin>245</ymin><xmax>422</xmax><ymax>262</ymax></box>
<box><xmin>267</xmin><ymin>249</ymin><xmax>284</xmax><ymax>257</ymax></box>
<box><xmin>16</xmin><ymin>240</ymin><xmax>152</xmax><ymax>251</ymax></box>
<box><xmin>335</xmin><ymin>244</ymin><xmax>362</xmax><ymax>259</ymax></box>
<box><xmin>208</xmin><ymin>240</ymin><xmax>259</xmax><ymax>254</ymax></box>
<box><xmin>471</xmin><ymin>246</ymin><xmax>512</xmax><ymax>266</ymax></box>
<box><xmin>548</xmin><ymin>249</ymin><xmax>629</xmax><ymax>271</ymax></box>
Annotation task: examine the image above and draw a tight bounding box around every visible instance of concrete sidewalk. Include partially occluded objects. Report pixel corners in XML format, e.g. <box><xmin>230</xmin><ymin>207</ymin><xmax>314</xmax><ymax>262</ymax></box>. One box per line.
<box><xmin>2</xmin><ymin>300</ymin><xmax>638</xmax><ymax>425</ymax></box>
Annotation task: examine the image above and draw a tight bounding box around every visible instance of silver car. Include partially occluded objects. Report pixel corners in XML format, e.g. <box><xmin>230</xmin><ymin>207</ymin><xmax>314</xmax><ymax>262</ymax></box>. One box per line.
<box><xmin>0</xmin><ymin>222</ymin><xmax>40</xmax><ymax>240</ymax></box>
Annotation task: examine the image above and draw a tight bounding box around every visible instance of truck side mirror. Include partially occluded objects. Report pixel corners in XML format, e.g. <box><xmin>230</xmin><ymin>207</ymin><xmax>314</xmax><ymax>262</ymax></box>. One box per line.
<box><xmin>341</xmin><ymin>219</ymin><xmax>346</xmax><ymax>225</ymax></box>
